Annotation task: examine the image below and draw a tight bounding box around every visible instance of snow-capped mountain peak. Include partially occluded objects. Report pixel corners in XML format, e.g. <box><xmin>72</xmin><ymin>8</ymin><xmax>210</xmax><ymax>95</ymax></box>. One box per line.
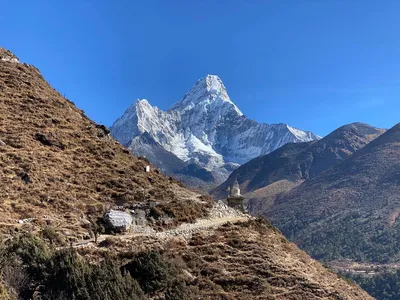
<box><xmin>170</xmin><ymin>74</ymin><xmax>243</xmax><ymax>116</ymax></box>
<box><xmin>111</xmin><ymin>74</ymin><xmax>320</xmax><ymax>187</ymax></box>
<box><xmin>136</xmin><ymin>98</ymin><xmax>150</xmax><ymax>107</ymax></box>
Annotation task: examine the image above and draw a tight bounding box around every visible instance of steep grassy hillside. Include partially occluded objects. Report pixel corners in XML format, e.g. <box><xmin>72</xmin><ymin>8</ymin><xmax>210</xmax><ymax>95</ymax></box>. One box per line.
<box><xmin>0</xmin><ymin>48</ymin><xmax>210</xmax><ymax>240</ymax></box>
<box><xmin>0</xmin><ymin>48</ymin><xmax>372</xmax><ymax>299</ymax></box>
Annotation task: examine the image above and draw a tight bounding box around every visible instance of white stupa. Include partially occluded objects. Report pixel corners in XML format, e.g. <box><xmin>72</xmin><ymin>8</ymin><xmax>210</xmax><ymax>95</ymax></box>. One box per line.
<box><xmin>230</xmin><ymin>179</ymin><xmax>241</xmax><ymax>197</ymax></box>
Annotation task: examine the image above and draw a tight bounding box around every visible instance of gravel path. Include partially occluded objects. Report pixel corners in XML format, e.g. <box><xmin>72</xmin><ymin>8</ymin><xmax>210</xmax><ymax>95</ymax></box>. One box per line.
<box><xmin>72</xmin><ymin>201</ymin><xmax>250</xmax><ymax>248</ymax></box>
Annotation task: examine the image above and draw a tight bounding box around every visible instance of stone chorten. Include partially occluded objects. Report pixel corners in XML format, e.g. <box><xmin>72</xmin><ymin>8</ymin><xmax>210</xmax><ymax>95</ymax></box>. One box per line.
<box><xmin>227</xmin><ymin>178</ymin><xmax>246</xmax><ymax>212</ymax></box>
<box><xmin>230</xmin><ymin>178</ymin><xmax>241</xmax><ymax>197</ymax></box>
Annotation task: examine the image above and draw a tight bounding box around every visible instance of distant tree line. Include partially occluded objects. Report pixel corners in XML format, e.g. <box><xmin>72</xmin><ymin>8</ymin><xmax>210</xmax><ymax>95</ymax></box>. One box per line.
<box><xmin>280</xmin><ymin>211</ymin><xmax>400</xmax><ymax>264</ymax></box>
<box><xmin>344</xmin><ymin>271</ymin><xmax>400</xmax><ymax>300</ymax></box>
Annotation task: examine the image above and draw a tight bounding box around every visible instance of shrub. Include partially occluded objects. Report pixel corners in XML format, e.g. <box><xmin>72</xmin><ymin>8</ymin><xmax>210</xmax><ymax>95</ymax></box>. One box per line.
<box><xmin>7</xmin><ymin>233</ymin><xmax>51</xmax><ymax>280</ymax></box>
<box><xmin>40</xmin><ymin>227</ymin><xmax>66</xmax><ymax>246</ymax></box>
<box><xmin>41</xmin><ymin>249</ymin><xmax>144</xmax><ymax>300</ymax></box>
<box><xmin>4</xmin><ymin>234</ymin><xmax>145</xmax><ymax>300</ymax></box>
<box><xmin>123</xmin><ymin>250</ymin><xmax>178</xmax><ymax>294</ymax></box>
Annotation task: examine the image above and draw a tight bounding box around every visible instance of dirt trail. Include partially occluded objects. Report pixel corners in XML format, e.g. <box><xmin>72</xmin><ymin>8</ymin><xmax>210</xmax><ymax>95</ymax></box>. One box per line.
<box><xmin>72</xmin><ymin>202</ymin><xmax>249</xmax><ymax>249</ymax></box>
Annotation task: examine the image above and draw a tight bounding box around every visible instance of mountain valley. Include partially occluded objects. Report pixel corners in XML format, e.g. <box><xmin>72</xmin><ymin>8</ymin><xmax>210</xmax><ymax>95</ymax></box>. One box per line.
<box><xmin>0</xmin><ymin>48</ymin><xmax>372</xmax><ymax>299</ymax></box>
<box><xmin>212</xmin><ymin>120</ymin><xmax>400</xmax><ymax>299</ymax></box>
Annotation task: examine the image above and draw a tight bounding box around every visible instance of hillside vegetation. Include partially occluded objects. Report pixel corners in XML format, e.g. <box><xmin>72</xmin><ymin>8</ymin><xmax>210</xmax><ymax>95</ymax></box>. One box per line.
<box><xmin>267</xmin><ymin>122</ymin><xmax>400</xmax><ymax>264</ymax></box>
<box><xmin>0</xmin><ymin>48</ymin><xmax>372</xmax><ymax>299</ymax></box>
<box><xmin>0</xmin><ymin>219</ymin><xmax>373</xmax><ymax>300</ymax></box>
<box><xmin>0</xmin><ymin>48</ymin><xmax>209</xmax><ymax>241</ymax></box>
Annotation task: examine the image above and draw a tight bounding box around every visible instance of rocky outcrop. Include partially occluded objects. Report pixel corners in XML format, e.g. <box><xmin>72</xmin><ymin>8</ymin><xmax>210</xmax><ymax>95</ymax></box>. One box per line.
<box><xmin>103</xmin><ymin>210</ymin><xmax>133</xmax><ymax>232</ymax></box>
<box><xmin>0</xmin><ymin>48</ymin><xmax>20</xmax><ymax>63</ymax></box>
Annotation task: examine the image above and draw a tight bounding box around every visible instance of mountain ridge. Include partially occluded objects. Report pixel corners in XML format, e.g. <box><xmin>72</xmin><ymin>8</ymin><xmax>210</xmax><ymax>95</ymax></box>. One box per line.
<box><xmin>0</xmin><ymin>47</ymin><xmax>371</xmax><ymax>300</ymax></box>
<box><xmin>266</xmin><ymin>122</ymin><xmax>400</xmax><ymax>264</ymax></box>
<box><xmin>211</xmin><ymin>122</ymin><xmax>385</xmax><ymax>212</ymax></box>
<box><xmin>111</xmin><ymin>74</ymin><xmax>320</xmax><ymax>187</ymax></box>
<box><xmin>0</xmin><ymin>47</ymin><xmax>209</xmax><ymax>237</ymax></box>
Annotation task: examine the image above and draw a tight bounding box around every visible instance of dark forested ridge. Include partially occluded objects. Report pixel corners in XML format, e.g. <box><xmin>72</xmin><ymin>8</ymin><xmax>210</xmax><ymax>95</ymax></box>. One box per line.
<box><xmin>344</xmin><ymin>271</ymin><xmax>400</xmax><ymax>300</ymax></box>
<box><xmin>267</xmin><ymin>123</ymin><xmax>400</xmax><ymax>264</ymax></box>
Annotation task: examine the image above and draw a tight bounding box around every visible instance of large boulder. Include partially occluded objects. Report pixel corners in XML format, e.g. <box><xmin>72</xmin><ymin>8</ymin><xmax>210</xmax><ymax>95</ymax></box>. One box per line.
<box><xmin>103</xmin><ymin>210</ymin><xmax>133</xmax><ymax>232</ymax></box>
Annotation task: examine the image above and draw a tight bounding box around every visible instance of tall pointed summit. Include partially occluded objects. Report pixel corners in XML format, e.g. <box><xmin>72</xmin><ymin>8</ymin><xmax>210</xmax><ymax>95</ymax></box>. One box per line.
<box><xmin>170</xmin><ymin>74</ymin><xmax>243</xmax><ymax>116</ymax></box>
<box><xmin>111</xmin><ymin>74</ymin><xmax>320</xmax><ymax>188</ymax></box>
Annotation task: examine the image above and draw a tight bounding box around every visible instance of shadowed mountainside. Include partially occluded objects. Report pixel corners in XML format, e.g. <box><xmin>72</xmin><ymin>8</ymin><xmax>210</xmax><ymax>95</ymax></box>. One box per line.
<box><xmin>211</xmin><ymin>123</ymin><xmax>385</xmax><ymax>215</ymax></box>
<box><xmin>267</xmin><ymin>122</ymin><xmax>400</xmax><ymax>264</ymax></box>
<box><xmin>128</xmin><ymin>132</ymin><xmax>218</xmax><ymax>190</ymax></box>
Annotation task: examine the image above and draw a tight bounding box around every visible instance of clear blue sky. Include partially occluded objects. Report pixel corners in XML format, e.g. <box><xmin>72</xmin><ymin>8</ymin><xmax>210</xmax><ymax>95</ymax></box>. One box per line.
<box><xmin>1</xmin><ymin>0</ymin><xmax>400</xmax><ymax>136</ymax></box>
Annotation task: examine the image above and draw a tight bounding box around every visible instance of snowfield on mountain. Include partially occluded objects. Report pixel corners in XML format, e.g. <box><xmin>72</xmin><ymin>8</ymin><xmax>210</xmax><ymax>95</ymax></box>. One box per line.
<box><xmin>111</xmin><ymin>75</ymin><xmax>320</xmax><ymax>187</ymax></box>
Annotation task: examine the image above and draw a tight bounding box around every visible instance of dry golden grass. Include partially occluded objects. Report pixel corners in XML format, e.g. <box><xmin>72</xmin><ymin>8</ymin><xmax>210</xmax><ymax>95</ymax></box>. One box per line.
<box><xmin>78</xmin><ymin>218</ymin><xmax>372</xmax><ymax>299</ymax></box>
<box><xmin>166</xmin><ymin>219</ymin><xmax>372</xmax><ymax>300</ymax></box>
<box><xmin>0</xmin><ymin>48</ymin><xmax>206</xmax><ymax>239</ymax></box>
<box><xmin>0</xmin><ymin>282</ymin><xmax>13</xmax><ymax>300</ymax></box>
<box><xmin>245</xmin><ymin>179</ymin><xmax>303</xmax><ymax>214</ymax></box>
<box><xmin>0</xmin><ymin>48</ymin><xmax>373</xmax><ymax>299</ymax></box>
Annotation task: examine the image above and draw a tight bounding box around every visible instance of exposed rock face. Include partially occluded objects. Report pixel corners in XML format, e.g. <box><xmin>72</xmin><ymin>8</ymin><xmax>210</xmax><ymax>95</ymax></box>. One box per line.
<box><xmin>111</xmin><ymin>75</ymin><xmax>320</xmax><ymax>188</ymax></box>
<box><xmin>103</xmin><ymin>210</ymin><xmax>133</xmax><ymax>232</ymax></box>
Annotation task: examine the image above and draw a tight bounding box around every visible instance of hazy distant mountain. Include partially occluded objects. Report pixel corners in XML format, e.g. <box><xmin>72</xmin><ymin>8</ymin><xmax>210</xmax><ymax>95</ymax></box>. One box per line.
<box><xmin>111</xmin><ymin>75</ymin><xmax>320</xmax><ymax>188</ymax></box>
<box><xmin>211</xmin><ymin>123</ymin><xmax>385</xmax><ymax>206</ymax></box>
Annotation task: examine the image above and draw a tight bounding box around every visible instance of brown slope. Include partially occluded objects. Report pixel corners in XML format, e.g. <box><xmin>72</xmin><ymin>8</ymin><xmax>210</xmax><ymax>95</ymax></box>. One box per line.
<box><xmin>178</xmin><ymin>219</ymin><xmax>372</xmax><ymax>299</ymax></box>
<box><xmin>0</xmin><ymin>48</ymin><xmax>372</xmax><ymax>299</ymax></box>
<box><xmin>267</xmin><ymin>122</ymin><xmax>400</xmax><ymax>264</ymax></box>
<box><xmin>211</xmin><ymin>142</ymin><xmax>309</xmax><ymax>199</ymax></box>
<box><xmin>97</xmin><ymin>218</ymin><xmax>372</xmax><ymax>299</ymax></box>
<box><xmin>211</xmin><ymin>123</ymin><xmax>384</xmax><ymax>213</ymax></box>
<box><xmin>0</xmin><ymin>48</ymin><xmax>208</xmax><ymax>239</ymax></box>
